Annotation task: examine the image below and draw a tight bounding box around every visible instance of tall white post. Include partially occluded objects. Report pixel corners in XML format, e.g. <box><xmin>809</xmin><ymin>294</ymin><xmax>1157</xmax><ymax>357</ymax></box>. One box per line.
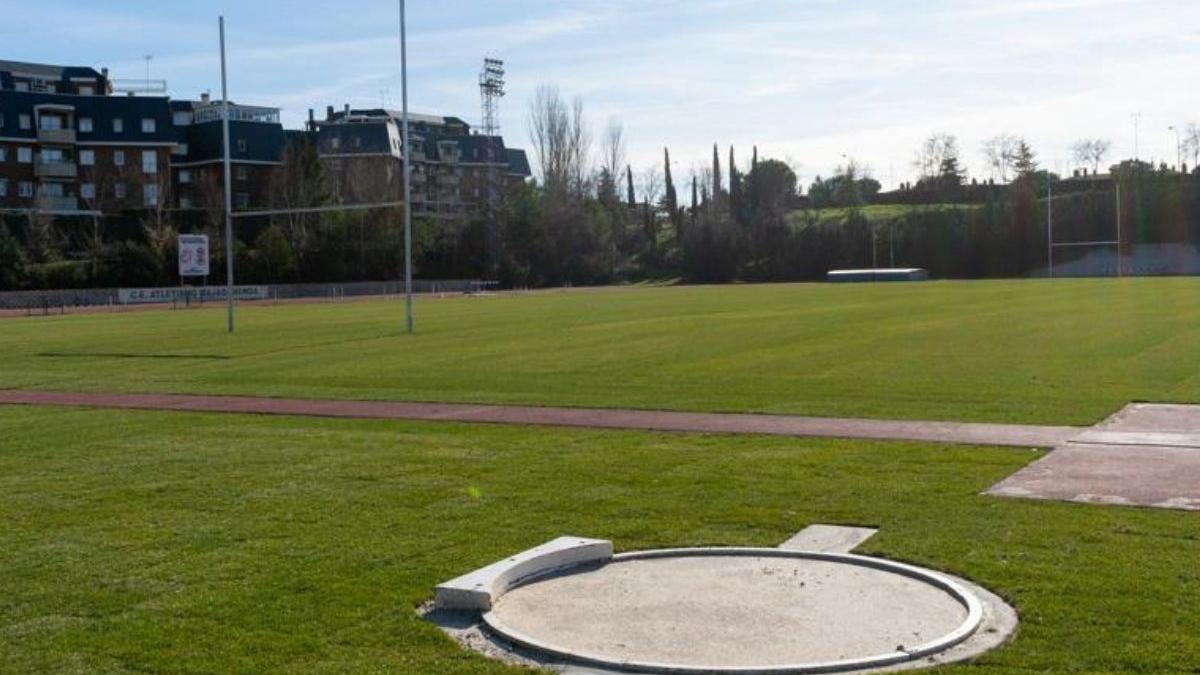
<box><xmin>220</xmin><ymin>17</ymin><xmax>235</xmax><ymax>333</ymax></box>
<box><xmin>1047</xmin><ymin>181</ymin><xmax>1053</xmax><ymax>278</ymax></box>
<box><xmin>400</xmin><ymin>0</ymin><xmax>414</xmax><ymax>334</ymax></box>
<box><xmin>1116</xmin><ymin>181</ymin><xmax>1122</xmax><ymax>278</ymax></box>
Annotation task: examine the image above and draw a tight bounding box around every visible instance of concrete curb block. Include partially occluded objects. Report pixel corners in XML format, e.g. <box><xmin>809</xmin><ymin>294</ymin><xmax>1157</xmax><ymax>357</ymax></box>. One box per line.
<box><xmin>435</xmin><ymin>536</ymin><xmax>613</xmax><ymax>611</ymax></box>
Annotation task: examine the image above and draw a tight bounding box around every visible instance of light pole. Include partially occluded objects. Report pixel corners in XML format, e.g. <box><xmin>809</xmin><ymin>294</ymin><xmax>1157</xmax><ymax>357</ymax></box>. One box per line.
<box><xmin>1132</xmin><ymin>112</ymin><xmax>1142</xmax><ymax>162</ymax></box>
<box><xmin>1168</xmin><ymin>126</ymin><xmax>1182</xmax><ymax>172</ymax></box>
<box><xmin>399</xmin><ymin>0</ymin><xmax>413</xmax><ymax>334</ymax></box>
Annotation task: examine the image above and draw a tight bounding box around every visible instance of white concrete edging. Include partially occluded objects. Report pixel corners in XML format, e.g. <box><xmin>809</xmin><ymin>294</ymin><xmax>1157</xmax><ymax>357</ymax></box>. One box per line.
<box><xmin>435</xmin><ymin>536</ymin><xmax>613</xmax><ymax>611</ymax></box>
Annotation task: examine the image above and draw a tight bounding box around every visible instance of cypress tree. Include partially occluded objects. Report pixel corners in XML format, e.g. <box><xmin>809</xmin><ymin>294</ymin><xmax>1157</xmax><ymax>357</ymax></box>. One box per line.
<box><xmin>752</xmin><ymin>146</ymin><xmax>758</xmax><ymax>172</ymax></box>
<box><xmin>626</xmin><ymin>165</ymin><xmax>636</xmax><ymax>206</ymax></box>
<box><xmin>691</xmin><ymin>175</ymin><xmax>698</xmax><ymax>225</ymax></box>
<box><xmin>712</xmin><ymin>143</ymin><xmax>722</xmax><ymax>197</ymax></box>
<box><xmin>729</xmin><ymin>146</ymin><xmax>741</xmax><ymax>216</ymax></box>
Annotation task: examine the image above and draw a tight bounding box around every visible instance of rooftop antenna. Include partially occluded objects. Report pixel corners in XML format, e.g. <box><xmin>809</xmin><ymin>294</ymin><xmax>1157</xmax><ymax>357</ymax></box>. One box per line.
<box><xmin>479</xmin><ymin>57</ymin><xmax>505</xmax><ymax>276</ymax></box>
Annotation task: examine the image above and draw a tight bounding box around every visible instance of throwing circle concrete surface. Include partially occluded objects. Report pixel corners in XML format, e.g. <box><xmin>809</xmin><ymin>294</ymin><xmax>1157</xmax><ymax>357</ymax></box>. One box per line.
<box><xmin>429</xmin><ymin>532</ymin><xmax>1017</xmax><ymax>675</ymax></box>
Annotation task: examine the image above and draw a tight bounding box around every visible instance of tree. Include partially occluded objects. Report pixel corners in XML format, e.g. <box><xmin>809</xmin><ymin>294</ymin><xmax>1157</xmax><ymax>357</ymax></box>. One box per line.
<box><xmin>626</xmin><ymin>165</ymin><xmax>636</xmax><ymax>206</ymax></box>
<box><xmin>528</xmin><ymin>85</ymin><xmax>591</xmax><ymax>197</ymax></box>
<box><xmin>914</xmin><ymin>133</ymin><xmax>961</xmax><ymax>180</ymax></box>
<box><xmin>809</xmin><ymin>160</ymin><xmax>879</xmax><ymax>208</ymax></box>
<box><xmin>1182</xmin><ymin>123</ymin><xmax>1200</xmax><ymax>170</ymax></box>
<box><xmin>981</xmin><ymin>133</ymin><xmax>1020</xmax><ymax>182</ymax></box>
<box><xmin>663</xmin><ymin>147</ymin><xmax>681</xmax><ymax>239</ymax></box>
<box><xmin>1072</xmin><ymin>138</ymin><xmax>1112</xmax><ymax>174</ymax></box>
<box><xmin>599</xmin><ymin>118</ymin><xmax>626</xmax><ymax>191</ymax></box>
<box><xmin>268</xmin><ymin>135</ymin><xmax>330</xmax><ymax>268</ymax></box>
<box><xmin>711</xmin><ymin>143</ymin><xmax>722</xmax><ymax>198</ymax></box>
<box><xmin>1011</xmin><ymin>140</ymin><xmax>1038</xmax><ymax>177</ymax></box>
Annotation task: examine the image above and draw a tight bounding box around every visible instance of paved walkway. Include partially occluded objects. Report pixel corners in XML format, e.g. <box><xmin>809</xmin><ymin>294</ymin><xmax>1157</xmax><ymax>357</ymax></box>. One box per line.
<box><xmin>0</xmin><ymin>389</ymin><xmax>1079</xmax><ymax>448</ymax></box>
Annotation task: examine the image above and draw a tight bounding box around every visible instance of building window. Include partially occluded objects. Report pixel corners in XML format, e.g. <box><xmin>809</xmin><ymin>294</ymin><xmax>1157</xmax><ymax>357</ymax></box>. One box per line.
<box><xmin>173</xmin><ymin>111</ymin><xmax>193</xmax><ymax>126</ymax></box>
<box><xmin>81</xmin><ymin>183</ymin><xmax>96</xmax><ymax>200</ymax></box>
<box><xmin>235</xmin><ymin>166</ymin><xmax>248</xmax><ymax>181</ymax></box>
<box><xmin>80</xmin><ymin>150</ymin><xmax>95</xmax><ymax>166</ymax></box>
<box><xmin>18</xmin><ymin>182</ymin><xmax>33</xmax><ymax>198</ymax></box>
<box><xmin>0</xmin><ymin>147</ymin><xmax>6</xmax><ymax>162</ymax></box>
<box><xmin>143</xmin><ymin>183</ymin><xmax>159</xmax><ymax>207</ymax></box>
<box><xmin>39</xmin><ymin>115</ymin><xmax>63</xmax><ymax>131</ymax></box>
<box><xmin>79</xmin><ymin>117</ymin><xmax>94</xmax><ymax>132</ymax></box>
<box><xmin>114</xmin><ymin>182</ymin><xmax>126</xmax><ymax>200</ymax></box>
<box><xmin>0</xmin><ymin>179</ymin><xmax>6</xmax><ymax>197</ymax></box>
<box><xmin>113</xmin><ymin>150</ymin><xmax>125</xmax><ymax>166</ymax></box>
<box><xmin>237</xmin><ymin>139</ymin><xmax>247</xmax><ymax>153</ymax></box>
<box><xmin>236</xmin><ymin>193</ymin><xmax>249</xmax><ymax>209</ymax></box>
<box><xmin>174</xmin><ymin>143</ymin><xmax>188</xmax><ymax>157</ymax></box>
<box><xmin>179</xmin><ymin>169</ymin><xmax>192</xmax><ymax>184</ymax></box>
<box><xmin>41</xmin><ymin>148</ymin><xmax>65</xmax><ymax>163</ymax></box>
<box><xmin>41</xmin><ymin>182</ymin><xmax>64</xmax><ymax>198</ymax></box>
<box><xmin>15</xmin><ymin>82</ymin><xmax>29</xmax><ymax>92</ymax></box>
<box><xmin>79</xmin><ymin>85</ymin><xmax>94</xmax><ymax>96</ymax></box>
<box><xmin>142</xmin><ymin>150</ymin><xmax>157</xmax><ymax>174</ymax></box>
<box><xmin>330</xmin><ymin>137</ymin><xmax>341</xmax><ymax>150</ymax></box>
<box><xmin>19</xmin><ymin>114</ymin><xmax>31</xmax><ymax>130</ymax></box>
<box><xmin>17</xmin><ymin>147</ymin><xmax>32</xmax><ymax>164</ymax></box>
<box><xmin>113</xmin><ymin>118</ymin><xmax>124</xmax><ymax>133</ymax></box>
<box><xmin>141</xmin><ymin>118</ymin><xmax>156</xmax><ymax>133</ymax></box>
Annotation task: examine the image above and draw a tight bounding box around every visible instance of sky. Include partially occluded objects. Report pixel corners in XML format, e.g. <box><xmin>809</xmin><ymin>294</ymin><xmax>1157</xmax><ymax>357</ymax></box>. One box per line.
<box><xmin>3</xmin><ymin>0</ymin><xmax>1200</xmax><ymax>190</ymax></box>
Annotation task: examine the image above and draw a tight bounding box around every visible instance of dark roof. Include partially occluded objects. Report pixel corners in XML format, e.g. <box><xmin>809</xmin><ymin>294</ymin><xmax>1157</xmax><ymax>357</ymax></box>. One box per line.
<box><xmin>453</xmin><ymin>134</ymin><xmax>507</xmax><ymax>163</ymax></box>
<box><xmin>315</xmin><ymin>121</ymin><xmax>398</xmax><ymax>156</ymax></box>
<box><xmin>182</xmin><ymin>119</ymin><xmax>285</xmax><ymax>163</ymax></box>
<box><xmin>0</xmin><ymin>90</ymin><xmax>173</xmax><ymax>143</ymax></box>
<box><xmin>0</xmin><ymin>59</ymin><xmax>104</xmax><ymax>81</ymax></box>
<box><xmin>506</xmin><ymin>148</ymin><xmax>532</xmax><ymax>177</ymax></box>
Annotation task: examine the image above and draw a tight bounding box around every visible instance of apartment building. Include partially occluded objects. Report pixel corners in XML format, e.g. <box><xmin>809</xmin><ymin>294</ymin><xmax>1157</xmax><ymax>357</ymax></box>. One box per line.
<box><xmin>0</xmin><ymin>60</ymin><xmax>175</xmax><ymax>214</ymax></box>
<box><xmin>2</xmin><ymin>59</ymin><xmax>532</xmax><ymax>223</ymax></box>
<box><xmin>312</xmin><ymin>106</ymin><xmax>532</xmax><ymax>216</ymax></box>
<box><xmin>170</xmin><ymin>95</ymin><xmax>285</xmax><ymax>213</ymax></box>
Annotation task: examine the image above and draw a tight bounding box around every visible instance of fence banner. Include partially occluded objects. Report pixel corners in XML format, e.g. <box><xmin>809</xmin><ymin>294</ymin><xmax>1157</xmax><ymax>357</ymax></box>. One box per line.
<box><xmin>117</xmin><ymin>286</ymin><xmax>269</xmax><ymax>305</ymax></box>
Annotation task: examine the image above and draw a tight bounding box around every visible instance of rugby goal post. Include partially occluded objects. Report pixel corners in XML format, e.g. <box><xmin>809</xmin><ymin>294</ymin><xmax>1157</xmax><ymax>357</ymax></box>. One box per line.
<box><xmin>1047</xmin><ymin>182</ymin><xmax>1123</xmax><ymax>278</ymax></box>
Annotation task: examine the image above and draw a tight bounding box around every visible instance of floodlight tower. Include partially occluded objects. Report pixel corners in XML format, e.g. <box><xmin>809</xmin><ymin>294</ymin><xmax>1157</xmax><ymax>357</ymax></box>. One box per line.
<box><xmin>479</xmin><ymin>58</ymin><xmax>505</xmax><ymax>277</ymax></box>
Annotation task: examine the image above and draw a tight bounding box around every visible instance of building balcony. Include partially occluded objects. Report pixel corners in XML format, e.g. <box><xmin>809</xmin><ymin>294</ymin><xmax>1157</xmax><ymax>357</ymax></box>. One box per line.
<box><xmin>35</xmin><ymin>161</ymin><xmax>78</xmax><ymax>179</ymax></box>
<box><xmin>37</xmin><ymin>128</ymin><xmax>77</xmax><ymax>145</ymax></box>
<box><xmin>36</xmin><ymin>196</ymin><xmax>79</xmax><ymax>212</ymax></box>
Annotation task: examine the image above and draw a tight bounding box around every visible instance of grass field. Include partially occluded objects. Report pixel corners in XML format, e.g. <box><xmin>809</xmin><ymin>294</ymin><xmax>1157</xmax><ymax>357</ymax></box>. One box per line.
<box><xmin>2</xmin><ymin>278</ymin><xmax>1199</xmax><ymax>425</ymax></box>
<box><xmin>1</xmin><ymin>406</ymin><xmax>1198</xmax><ymax>673</ymax></box>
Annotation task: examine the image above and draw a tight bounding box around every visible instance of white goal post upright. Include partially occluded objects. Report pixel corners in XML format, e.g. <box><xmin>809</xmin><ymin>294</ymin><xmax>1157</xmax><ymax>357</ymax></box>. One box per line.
<box><xmin>1047</xmin><ymin>177</ymin><xmax>1123</xmax><ymax>278</ymax></box>
<box><xmin>216</xmin><ymin>15</ymin><xmax>416</xmax><ymax>334</ymax></box>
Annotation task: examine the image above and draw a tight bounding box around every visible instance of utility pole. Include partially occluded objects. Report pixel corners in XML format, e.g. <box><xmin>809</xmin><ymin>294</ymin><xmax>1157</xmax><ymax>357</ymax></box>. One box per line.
<box><xmin>1169</xmin><ymin>126</ymin><xmax>1182</xmax><ymax>172</ymax></box>
<box><xmin>219</xmin><ymin>18</ymin><xmax>234</xmax><ymax>333</ymax></box>
<box><xmin>399</xmin><ymin>0</ymin><xmax>413</xmax><ymax>334</ymax></box>
<box><xmin>1047</xmin><ymin>181</ymin><xmax>1053</xmax><ymax>279</ymax></box>
<box><xmin>1133</xmin><ymin>112</ymin><xmax>1142</xmax><ymax>162</ymax></box>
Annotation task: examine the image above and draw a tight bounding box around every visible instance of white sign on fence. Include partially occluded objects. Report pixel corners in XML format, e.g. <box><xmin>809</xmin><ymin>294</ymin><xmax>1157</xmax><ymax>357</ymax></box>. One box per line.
<box><xmin>178</xmin><ymin>234</ymin><xmax>210</xmax><ymax>277</ymax></box>
<box><xmin>118</xmin><ymin>286</ymin><xmax>269</xmax><ymax>305</ymax></box>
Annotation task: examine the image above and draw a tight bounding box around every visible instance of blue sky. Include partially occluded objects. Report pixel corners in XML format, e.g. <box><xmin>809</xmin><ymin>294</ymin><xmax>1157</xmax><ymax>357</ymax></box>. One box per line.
<box><xmin>4</xmin><ymin>0</ymin><xmax>1200</xmax><ymax>188</ymax></box>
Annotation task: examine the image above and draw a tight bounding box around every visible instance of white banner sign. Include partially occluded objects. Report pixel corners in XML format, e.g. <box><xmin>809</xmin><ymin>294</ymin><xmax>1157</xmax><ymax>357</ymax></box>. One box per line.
<box><xmin>178</xmin><ymin>234</ymin><xmax>210</xmax><ymax>277</ymax></box>
<box><xmin>118</xmin><ymin>286</ymin><xmax>269</xmax><ymax>305</ymax></box>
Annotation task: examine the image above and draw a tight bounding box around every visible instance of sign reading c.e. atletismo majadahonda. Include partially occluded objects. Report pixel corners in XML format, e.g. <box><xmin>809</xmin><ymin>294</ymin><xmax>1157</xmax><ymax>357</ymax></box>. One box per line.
<box><xmin>118</xmin><ymin>286</ymin><xmax>269</xmax><ymax>305</ymax></box>
<box><xmin>178</xmin><ymin>234</ymin><xmax>210</xmax><ymax>277</ymax></box>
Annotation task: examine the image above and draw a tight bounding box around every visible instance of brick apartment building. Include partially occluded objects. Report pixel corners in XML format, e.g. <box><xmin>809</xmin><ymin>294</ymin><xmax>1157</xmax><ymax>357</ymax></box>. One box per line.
<box><xmin>310</xmin><ymin>106</ymin><xmax>531</xmax><ymax>217</ymax></box>
<box><xmin>1</xmin><ymin>58</ymin><xmax>531</xmax><ymax>224</ymax></box>
<box><xmin>0</xmin><ymin>60</ymin><xmax>175</xmax><ymax>216</ymax></box>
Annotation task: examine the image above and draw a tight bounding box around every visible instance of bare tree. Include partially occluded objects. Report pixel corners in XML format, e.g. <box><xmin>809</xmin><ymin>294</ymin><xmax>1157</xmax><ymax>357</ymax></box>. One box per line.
<box><xmin>1182</xmin><ymin>123</ymin><xmax>1200</xmax><ymax>170</ymax></box>
<box><xmin>981</xmin><ymin>133</ymin><xmax>1020</xmax><ymax>182</ymax></box>
<box><xmin>1072</xmin><ymin>138</ymin><xmax>1112</xmax><ymax>173</ymax></box>
<box><xmin>638</xmin><ymin>166</ymin><xmax>663</xmax><ymax>207</ymax></box>
<box><xmin>600</xmin><ymin>118</ymin><xmax>626</xmax><ymax>186</ymax></box>
<box><xmin>913</xmin><ymin>133</ymin><xmax>960</xmax><ymax>179</ymax></box>
<box><xmin>528</xmin><ymin>84</ymin><xmax>591</xmax><ymax>197</ymax></box>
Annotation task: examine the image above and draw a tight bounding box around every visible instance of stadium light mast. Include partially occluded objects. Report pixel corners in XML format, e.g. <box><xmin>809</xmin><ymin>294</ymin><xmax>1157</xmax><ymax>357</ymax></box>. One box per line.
<box><xmin>1168</xmin><ymin>126</ymin><xmax>1182</xmax><ymax>171</ymax></box>
<box><xmin>399</xmin><ymin>0</ymin><xmax>414</xmax><ymax>334</ymax></box>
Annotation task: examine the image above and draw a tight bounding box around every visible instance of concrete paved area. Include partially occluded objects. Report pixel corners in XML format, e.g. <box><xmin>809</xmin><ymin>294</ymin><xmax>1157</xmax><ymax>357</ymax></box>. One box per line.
<box><xmin>0</xmin><ymin>389</ymin><xmax>1079</xmax><ymax>448</ymax></box>
<box><xmin>779</xmin><ymin>524</ymin><xmax>879</xmax><ymax>553</ymax></box>
<box><xmin>988</xmin><ymin>403</ymin><xmax>1200</xmax><ymax>511</ymax></box>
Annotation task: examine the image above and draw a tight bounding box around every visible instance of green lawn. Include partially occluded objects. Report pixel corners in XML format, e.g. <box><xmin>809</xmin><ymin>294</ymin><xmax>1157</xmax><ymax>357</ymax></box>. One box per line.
<box><xmin>789</xmin><ymin>203</ymin><xmax>982</xmax><ymax>225</ymax></box>
<box><xmin>1</xmin><ymin>406</ymin><xmax>1197</xmax><ymax>673</ymax></box>
<box><xmin>3</xmin><ymin>279</ymin><xmax>1200</xmax><ymax>425</ymax></box>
